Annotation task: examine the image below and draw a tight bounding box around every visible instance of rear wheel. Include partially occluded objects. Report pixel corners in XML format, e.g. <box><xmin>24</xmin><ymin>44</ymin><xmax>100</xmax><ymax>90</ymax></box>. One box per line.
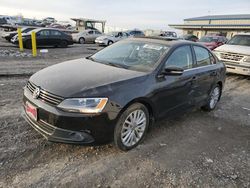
<box><xmin>79</xmin><ymin>37</ymin><xmax>85</xmax><ymax>44</ymax></box>
<box><xmin>59</xmin><ymin>40</ymin><xmax>68</xmax><ymax>48</ymax></box>
<box><xmin>114</xmin><ymin>103</ymin><xmax>149</xmax><ymax>151</ymax></box>
<box><xmin>202</xmin><ymin>84</ymin><xmax>221</xmax><ymax>111</ymax></box>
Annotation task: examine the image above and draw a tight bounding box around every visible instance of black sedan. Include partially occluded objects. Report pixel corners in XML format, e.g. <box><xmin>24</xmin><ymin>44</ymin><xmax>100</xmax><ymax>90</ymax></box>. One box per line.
<box><xmin>23</xmin><ymin>38</ymin><xmax>226</xmax><ymax>151</ymax></box>
<box><xmin>12</xmin><ymin>28</ymin><xmax>73</xmax><ymax>48</ymax></box>
<box><xmin>1</xmin><ymin>27</ymin><xmax>36</xmax><ymax>42</ymax></box>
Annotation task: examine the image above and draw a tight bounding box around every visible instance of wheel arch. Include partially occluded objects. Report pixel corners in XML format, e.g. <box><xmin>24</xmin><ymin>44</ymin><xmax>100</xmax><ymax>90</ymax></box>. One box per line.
<box><xmin>117</xmin><ymin>97</ymin><xmax>156</xmax><ymax>126</ymax></box>
<box><xmin>216</xmin><ymin>81</ymin><xmax>223</xmax><ymax>100</ymax></box>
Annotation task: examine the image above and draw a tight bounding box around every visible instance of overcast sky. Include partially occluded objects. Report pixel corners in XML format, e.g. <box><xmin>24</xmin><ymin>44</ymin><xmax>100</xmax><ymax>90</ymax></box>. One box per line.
<box><xmin>1</xmin><ymin>0</ymin><xmax>250</xmax><ymax>30</ymax></box>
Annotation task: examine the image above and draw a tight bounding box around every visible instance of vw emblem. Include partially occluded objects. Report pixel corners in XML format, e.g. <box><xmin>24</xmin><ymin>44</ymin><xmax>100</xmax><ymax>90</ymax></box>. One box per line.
<box><xmin>33</xmin><ymin>87</ymin><xmax>41</xmax><ymax>99</ymax></box>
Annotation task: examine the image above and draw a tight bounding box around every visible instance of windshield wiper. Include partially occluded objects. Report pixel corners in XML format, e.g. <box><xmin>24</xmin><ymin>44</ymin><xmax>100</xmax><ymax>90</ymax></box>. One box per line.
<box><xmin>105</xmin><ymin>62</ymin><xmax>128</xmax><ymax>69</ymax></box>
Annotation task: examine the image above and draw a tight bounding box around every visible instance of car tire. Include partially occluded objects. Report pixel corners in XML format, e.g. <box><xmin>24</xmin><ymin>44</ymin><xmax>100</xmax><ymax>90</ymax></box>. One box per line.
<box><xmin>114</xmin><ymin>103</ymin><xmax>149</xmax><ymax>151</ymax></box>
<box><xmin>79</xmin><ymin>37</ymin><xmax>85</xmax><ymax>44</ymax></box>
<box><xmin>202</xmin><ymin>84</ymin><xmax>221</xmax><ymax>111</ymax></box>
<box><xmin>59</xmin><ymin>40</ymin><xmax>68</xmax><ymax>48</ymax></box>
<box><xmin>25</xmin><ymin>40</ymin><xmax>32</xmax><ymax>49</ymax></box>
<box><xmin>108</xmin><ymin>40</ymin><xmax>113</xmax><ymax>46</ymax></box>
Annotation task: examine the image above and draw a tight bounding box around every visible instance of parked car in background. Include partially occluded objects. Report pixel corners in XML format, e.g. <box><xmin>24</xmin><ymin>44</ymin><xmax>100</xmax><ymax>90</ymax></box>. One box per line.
<box><xmin>72</xmin><ymin>29</ymin><xmax>103</xmax><ymax>44</ymax></box>
<box><xmin>42</xmin><ymin>17</ymin><xmax>56</xmax><ymax>26</ymax></box>
<box><xmin>199</xmin><ymin>35</ymin><xmax>227</xmax><ymax>50</ymax></box>
<box><xmin>11</xmin><ymin>28</ymin><xmax>73</xmax><ymax>48</ymax></box>
<box><xmin>126</xmin><ymin>29</ymin><xmax>145</xmax><ymax>37</ymax></box>
<box><xmin>214</xmin><ymin>33</ymin><xmax>250</xmax><ymax>76</ymax></box>
<box><xmin>23</xmin><ymin>37</ymin><xmax>225</xmax><ymax>151</ymax></box>
<box><xmin>2</xmin><ymin>27</ymin><xmax>36</xmax><ymax>41</ymax></box>
<box><xmin>180</xmin><ymin>34</ymin><xmax>199</xmax><ymax>42</ymax></box>
<box><xmin>159</xmin><ymin>31</ymin><xmax>177</xmax><ymax>38</ymax></box>
<box><xmin>95</xmin><ymin>31</ymin><xmax>129</xmax><ymax>46</ymax></box>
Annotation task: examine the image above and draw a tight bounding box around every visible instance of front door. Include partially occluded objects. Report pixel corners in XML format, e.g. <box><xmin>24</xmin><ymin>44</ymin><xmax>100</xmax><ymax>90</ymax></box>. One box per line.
<box><xmin>152</xmin><ymin>45</ymin><xmax>196</xmax><ymax>118</ymax></box>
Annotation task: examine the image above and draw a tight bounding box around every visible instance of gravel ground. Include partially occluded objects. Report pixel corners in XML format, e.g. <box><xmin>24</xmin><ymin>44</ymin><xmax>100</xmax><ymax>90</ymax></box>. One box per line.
<box><xmin>0</xmin><ymin>37</ymin><xmax>249</xmax><ymax>188</ymax></box>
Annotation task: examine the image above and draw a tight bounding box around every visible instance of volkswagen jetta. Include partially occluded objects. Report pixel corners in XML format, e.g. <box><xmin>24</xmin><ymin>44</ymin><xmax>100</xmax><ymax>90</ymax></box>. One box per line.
<box><xmin>23</xmin><ymin>37</ymin><xmax>226</xmax><ymax>151</ymax></box>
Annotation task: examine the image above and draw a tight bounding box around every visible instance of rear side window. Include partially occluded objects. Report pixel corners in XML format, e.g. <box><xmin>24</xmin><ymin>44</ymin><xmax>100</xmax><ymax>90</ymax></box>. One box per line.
<box><xmin>95</xmin><ymin>31</ymin><xmax>101</xmax><ymax>34</ymax></box>
<box><xmin>165</xmin><ymin>46</ymin><xmax>193</xmax><ymax>70</ymax></box>
<box><xmin>39</xmin><ymin>30</ymin><xmax>50</xmax><ymax>36</ymax></box>
<box><xmin>193</xmin><ymin>46</ymin><xmax>211</xmax><ymax>67</ymax></box>
<box><xmin>88</xmin><ymin>31</ymin><xmax>94</xmax><ymax>34</ymax></box>
<box><xmin>51</xmin><ymin>30</ymin><xmax>62</xmax><ymax>35</ymax></box>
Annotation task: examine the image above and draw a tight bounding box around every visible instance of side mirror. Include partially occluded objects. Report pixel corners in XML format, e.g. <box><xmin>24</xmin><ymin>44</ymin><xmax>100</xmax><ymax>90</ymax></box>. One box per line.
<box><xmin>162</xmin><ymin>66</ymin><xmax>184</xmax><ymax>76</ymax></box>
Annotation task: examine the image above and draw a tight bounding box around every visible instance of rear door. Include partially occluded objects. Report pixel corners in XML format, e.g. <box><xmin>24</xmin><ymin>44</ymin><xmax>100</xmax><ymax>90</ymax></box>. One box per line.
<box><xmin>191</xmin><ymin>45</ymin><xmax>218</xmax><ymax>105</ymax></box>
<box><xmin>50</xmin><ymin>30</ymin><xmax>63</xmax><ymax>46</ymax></box>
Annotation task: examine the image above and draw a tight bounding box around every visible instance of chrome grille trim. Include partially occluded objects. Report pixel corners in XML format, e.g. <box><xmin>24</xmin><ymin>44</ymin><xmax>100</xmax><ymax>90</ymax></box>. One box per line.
<box><xmin>220</xmin><ymin>52</ymin><xmax>244</xmax><ymax>63</ymax></box>
<box><xmin>26</xmin><ymin>81</ymin><xmax>64</xmax><ymax>106</ymax></box>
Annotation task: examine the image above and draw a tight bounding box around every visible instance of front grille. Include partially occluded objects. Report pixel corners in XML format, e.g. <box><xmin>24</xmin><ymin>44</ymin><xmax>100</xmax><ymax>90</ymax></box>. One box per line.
<box><xmin>26</xmin><ymin>81</ymin><xmax>64</xmax><ymax>106</ymax></box>
<box><xmin>220</xmin><ymin>52</ymin><xmax>244</xmax><ymax>63</ymax></box>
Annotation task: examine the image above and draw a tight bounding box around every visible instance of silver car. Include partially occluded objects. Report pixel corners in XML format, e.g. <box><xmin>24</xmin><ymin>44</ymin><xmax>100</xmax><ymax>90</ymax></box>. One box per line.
<box><xmin>72</xmin><ymin>29</ymin><xmax>103</xmax><ymax>44</ymax></box>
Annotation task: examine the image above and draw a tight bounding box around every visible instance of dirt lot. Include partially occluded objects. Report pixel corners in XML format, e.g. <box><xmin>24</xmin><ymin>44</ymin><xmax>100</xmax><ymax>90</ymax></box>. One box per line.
<box><xmin>0</xmin><ymin>35</ymin><xmax>249</xmax><ymax>188</ymax></box>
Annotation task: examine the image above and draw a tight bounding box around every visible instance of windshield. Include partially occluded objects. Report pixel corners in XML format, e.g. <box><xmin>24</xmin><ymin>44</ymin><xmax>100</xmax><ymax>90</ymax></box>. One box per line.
<box><xmin>227</xmin><ymin>35</ymin><xmax>250</xmax><ymax>46</ymax></box>
<box><xmin>199</xmin><ymin>36</ymin><xmax>219</xmax><ymax>43</ymax></box>
<box><xmin>90</xmin><ymin>41</ymin><xmax>169</xmax><ymax>72</ymax></box>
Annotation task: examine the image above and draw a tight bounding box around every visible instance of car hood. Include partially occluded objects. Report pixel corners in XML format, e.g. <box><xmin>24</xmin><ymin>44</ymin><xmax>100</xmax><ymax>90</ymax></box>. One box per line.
<box><xmin>30</xmin><ymin>58</ymin><xmax>147</xmax><ymax>97</ymax></box>
<box><xmin>198</xmin><ymin>42</ymin><xmax>216</xmax><ymax>46</ymax></box>
<box><xmin>214</xmin><ymin>44</ymin><xmax>250</xmax><ymax>55</ymax></box>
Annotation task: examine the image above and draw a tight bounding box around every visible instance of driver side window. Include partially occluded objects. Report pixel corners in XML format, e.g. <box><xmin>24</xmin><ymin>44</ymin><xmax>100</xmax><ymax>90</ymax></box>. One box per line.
<box><xmin>165</xmin><ymin>46</ymin><xmax>193</xmax><ymax>70</ymax></box>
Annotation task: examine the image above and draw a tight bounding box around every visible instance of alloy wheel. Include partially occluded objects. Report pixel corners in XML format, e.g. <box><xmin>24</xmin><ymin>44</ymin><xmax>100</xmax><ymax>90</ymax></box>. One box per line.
<box><xmin>209</xmin><ymin>87</ymin><xmax>220</xmax><ymax>109</ymax></box>
<box><xmin>121</xmin><ymin>109</ymin><xmax>147</xmax><ymax>147</ymax></box>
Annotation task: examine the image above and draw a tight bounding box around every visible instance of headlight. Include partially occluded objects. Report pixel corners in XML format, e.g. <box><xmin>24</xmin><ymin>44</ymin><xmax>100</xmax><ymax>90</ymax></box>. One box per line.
<box><xmin>243</xmin><ymin>56</ymin><xmax>250</xmax><ymax>63</ymax></box>
<box><xmin>57</xmin><ymin>98</ymin><xmax>108</xmax><ymax>113</ymax></box>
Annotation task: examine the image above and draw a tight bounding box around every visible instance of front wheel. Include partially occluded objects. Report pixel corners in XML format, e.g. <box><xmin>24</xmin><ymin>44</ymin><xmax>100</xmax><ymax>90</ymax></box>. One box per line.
<box><xmin>107</xmin><ymin>40</ymin><xmax>113</xmax><ymax>46</ymax></box>
<box><xmin>114</xmin><ymin>103</ymin><xmax>149</xmax><ymax>151</ymax></box>
<box><xmin>202</xmin><ymin>84</ymin><xmax>221</xmax><ymax>111</ymax></box>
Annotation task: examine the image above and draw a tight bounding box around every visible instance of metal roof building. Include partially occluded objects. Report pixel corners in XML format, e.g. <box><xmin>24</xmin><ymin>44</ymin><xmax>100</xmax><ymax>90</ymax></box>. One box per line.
<box><xmin>169</xmin><ymin>14</ymin><xmax>250</xmax><ymax>38</ymax></box>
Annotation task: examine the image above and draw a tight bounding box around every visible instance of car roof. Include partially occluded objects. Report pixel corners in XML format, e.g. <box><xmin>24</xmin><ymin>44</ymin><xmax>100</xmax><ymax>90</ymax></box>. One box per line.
<box><xmin>125</xmin><ymin>37</ymin><xmax>201</xmax><ymax>47</ymax></box>
<box><xmin>31</xmin><ymin>28</ymin><xmax>61</xmax><ymax>33</ymax></box>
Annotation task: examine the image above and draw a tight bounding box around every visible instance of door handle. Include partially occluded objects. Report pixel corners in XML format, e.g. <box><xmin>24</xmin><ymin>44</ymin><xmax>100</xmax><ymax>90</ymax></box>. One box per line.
<box><xmin>190</xmin><ymin>76</ymin><xmax>197</xmax><ymax>85</ymax></box>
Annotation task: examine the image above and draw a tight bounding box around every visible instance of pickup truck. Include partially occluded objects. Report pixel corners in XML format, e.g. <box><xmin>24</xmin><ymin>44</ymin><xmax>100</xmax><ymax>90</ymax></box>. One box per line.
<box><xmin>214</xmin><ymin>33</ymin><xmax>250</xmax><ymax>76</ymax></box>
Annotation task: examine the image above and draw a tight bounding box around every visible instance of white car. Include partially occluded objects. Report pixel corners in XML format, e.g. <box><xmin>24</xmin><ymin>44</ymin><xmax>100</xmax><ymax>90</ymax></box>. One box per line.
<box><xmin>95</xmin><ymin>31</ymin><xmax>129</xmax><ymax>46</ymax></box>
<box><xmin>214</xmin><ymin>33</ymin><xmax>250</xmax><ymax>76</ymax></box>
<box><xmin>72</xmin><ymin>29</ymin><xmax>103</xmax><ymax>44</ymax></box>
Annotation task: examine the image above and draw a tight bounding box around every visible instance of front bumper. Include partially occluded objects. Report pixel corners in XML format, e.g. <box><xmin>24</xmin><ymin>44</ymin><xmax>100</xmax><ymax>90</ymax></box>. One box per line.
<box><xmin>23</xmin><ymin>112</ymin><xmax>95</xmax><ymax>144</ymax></box>
<box><xmin>95</xmin><ymin>39</ymin><xmax>108</xmax><ymax>46</ymax></box>
<box><xmin>224</xmin><ymin>63</ymin><xmax>250</xmax><ymax>76</ymax></box>
<box><xmin>23</xmin><ymin>87</ymin><xmax>117</xmax><ymax>145</ymax></box>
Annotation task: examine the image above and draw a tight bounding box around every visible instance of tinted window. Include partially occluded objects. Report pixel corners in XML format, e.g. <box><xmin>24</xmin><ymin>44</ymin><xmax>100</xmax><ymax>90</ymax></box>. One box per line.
<box><xmin>194</xmin><ymin>46</ymin><xmax>211</xmax><ymax>66</ymax></box>
<box><xmin>165</xmin><ymin>46</ymin><xmax>193</xmax><ymax>70</ymax></box>
<box><xmin>51</xmin><ymin>30</ymin><xmax>62</xmax><ymax>35</ymax></box>
<box><xmin>88</xmin><ymin>31</ymin><xmax>94</xmax><ymax>34</ymax></box>
<box><xmin>95</xmin><ymin>31</ymin><xmax>101</xmax><ymax>34</ymax></box>
<box><xmin>39</xmin><ymin>30</ymin><xmax>50</xmax><ymax>36</ymax></box>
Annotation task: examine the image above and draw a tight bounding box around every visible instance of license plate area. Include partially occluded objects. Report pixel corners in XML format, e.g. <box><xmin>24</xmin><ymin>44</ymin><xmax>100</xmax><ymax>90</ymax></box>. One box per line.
<box><xmin>25</xmin><ymin>101</ymin><xmax>38</xmax><ymax>121</ymax></box>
